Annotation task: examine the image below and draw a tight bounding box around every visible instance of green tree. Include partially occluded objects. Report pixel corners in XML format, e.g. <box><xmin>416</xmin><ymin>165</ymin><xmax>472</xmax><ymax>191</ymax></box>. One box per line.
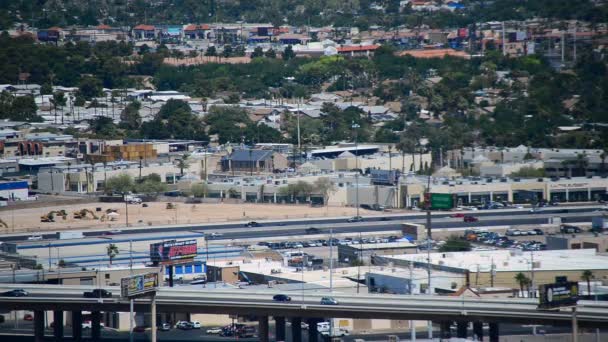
<box><xmin>222</xmin><ymin>45</ymin><xmax>233</xmax><ymax>58</ymax></box>
<box><xmin>119</xmin><ymin>100</ymin><xmax>142</xmax><ymax>130</ymax></box>
<box><xmin>51</xmin><ymin>91</ymin><xmax>66</xmax><ymax>124</ymax></box>
<box><xmin>106</xmin><ymin>243</ymin><xmax>119</xmax><ymax>265</ymax></box>
<box><xmin>264</xmin><ymin>48</ymin><xmax>276</xmax><ymax>58</ymax></box>
<box><xmin>313</xmin><ymin>177</ymin><xmax>336</xmax><ymax>206</ymax></box>
<box><xmin>251</xmin><ymin>46</ymin><xmax>264</xmax><ymax>59</ymax></box>
<box><xmin>205</xmin><ymin>46</ymin><xmax>217</xmax><ymax>56</ymax></box>
<box><xmin>190</xmin><ymin>183</ymin><xmax>209</xmax><ymax>198</ymax></box>
<box><xmin>104</xmin><ymin>173</ymin><xmax>135</xmax><ymax>194</ymax></box>
<box><xmin>283</xmin><ymin>45</ymin><xmax>295</xmax><ymax>60</ymax></box>
<box><xmin>78</xmin><ymin>76</ymin><xmax>102</xmax><ymax>100</ymax></box>
<box><xmin>438</xmin><ymin>236</ymin><xmax>471</xmax><ymax>252</ymax></box>
<box><xmin>135</xmin><ymin>174</ymin><xmax>167</xmax><ymax>195</ymax></box>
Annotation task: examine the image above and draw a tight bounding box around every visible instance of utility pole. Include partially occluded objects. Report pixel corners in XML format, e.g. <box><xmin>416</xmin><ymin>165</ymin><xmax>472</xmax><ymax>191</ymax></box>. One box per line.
<box><xmin>356</xmin><ymin>232</ymin><xmax>362</xmax><ymax>294</ymax></box>
<box><xmin>530</xmin><ymin>250</ymin><xmax>535</xmax><ymax>297</ymax></box>
<box><xmin>329</xmin><ymin>229</ymin><xmax>333</xmax><ymax>292</ymax></box>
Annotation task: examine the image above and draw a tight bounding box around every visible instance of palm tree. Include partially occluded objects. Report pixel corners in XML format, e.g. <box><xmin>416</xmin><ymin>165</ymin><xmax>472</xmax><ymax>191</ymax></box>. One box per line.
<box><xmin>599</xmin><ymin>150</ymin><xmax>607</xmax><ymax>175</ymax></box>
<box><xmin>514</xmin><ymin>272</ymin><xmax>529</xmax><ymax>296</ymax></box>
<box><xmin>581</xmin><ymin>270</ymin><xmax>594</xmax><ymax>297</ymax></box>
<box><xmin>575</xmin><ymin>153</ymin><xmax>589</xmax><ymax>177</ymax></box>
<box><xmin>397</xmin><ymin>136</ymin><xmax>417</xmax><ymax>173</ymax></box>
<box><xmin>177</xmin><ymin>153</ymin><xmax>190</xmax><ymax>176</ymax></box>
<box><xmin>106</xmin><ymin>244</ymin><xmax>119</xmax><ymax>265</ymax></box>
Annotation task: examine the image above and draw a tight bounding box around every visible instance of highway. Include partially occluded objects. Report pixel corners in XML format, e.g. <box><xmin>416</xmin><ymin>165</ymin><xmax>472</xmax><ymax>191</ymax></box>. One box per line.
<box><xmin>0</xmin><ymin>285</ymin><xmax>607</xmax><ymax>327</ymax></box>
<box><xmin>3</xmin><ymin>206</ymin><xmax>604</xmax><ymax>246</ymax></box>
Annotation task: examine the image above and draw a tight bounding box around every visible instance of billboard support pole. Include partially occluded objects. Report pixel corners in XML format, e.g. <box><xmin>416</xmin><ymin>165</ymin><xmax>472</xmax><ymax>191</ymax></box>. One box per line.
<box><xmin>572</xmin><ymin>307</ymin><xmax>578</xmax><ymax>342</ymax></box>
<box><xmin>129</xmin><ymin>299</ymin><xmax>134</xmax><ymax>342</ymax></box>
<box><xmin>151</xmin><ymin>294</ymin><xmax>157</xmax><ymax>342</ymax></box>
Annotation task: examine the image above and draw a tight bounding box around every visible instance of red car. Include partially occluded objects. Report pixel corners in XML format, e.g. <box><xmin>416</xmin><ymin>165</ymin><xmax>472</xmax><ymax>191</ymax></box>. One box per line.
<box><xmin>23</xmin><ymin>314</ymin><xmax>33</xmax><ymax>321</ymax></box>
<box><xmin>450</xmin><ymin>213</ymin><xmax>465</xmax><ymax>218</ymax></box>
<box><xmin>133</xmin><ymin>326</ymin><xmax>147</xmax><ymax>333</ymax></box>
<box><xmin>463</xmin><ymin>215</ymin><xmax>479</xmax><ymax>222</ymax></box>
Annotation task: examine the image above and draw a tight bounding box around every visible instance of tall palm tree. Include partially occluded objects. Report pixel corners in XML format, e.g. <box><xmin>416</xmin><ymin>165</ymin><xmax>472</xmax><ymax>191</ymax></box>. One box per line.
<box><xmin>599</xmin><ymin>150</ymin><xmax>607</xmax><ymax>175</ymax></box>
<box><xmin>177</xmin><ymin>153</ymin><xmax>190</xmax><ymax>176</ymax></box>
<box><xmin>575</xmin><ymin>153</ymin><xmax>588</xmax><ymax>177</ymax></box>
<box><xmin>581</xmin><ymin>270</ymin><xmax>594</xmax><ymax>297</ymax></box>
<box><xmin>514</xmin><ymin>272</ymin><xmax>529</xmax><ymax>296</ymax></box>
<box><xmin>397</xmin><ymin>136</ymin><xmax>417</xmax><ymax>173</ymax></box>
<box><xmin>106</xmin><ymin>243</ymin><xmax>119</xmax><ymax>265</ymax></box>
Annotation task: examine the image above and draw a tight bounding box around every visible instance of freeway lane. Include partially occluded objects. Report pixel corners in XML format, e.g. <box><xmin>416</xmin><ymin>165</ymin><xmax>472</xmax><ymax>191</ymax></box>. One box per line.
<box><xmin>1</xmin><ymin>285</ymin><xmax>607</xmax><ymax>326</ymax></box>
<box><xmin>1</xmin><ymin>206</ymin><xmax>604</xmax><ymax>243</ymax></box>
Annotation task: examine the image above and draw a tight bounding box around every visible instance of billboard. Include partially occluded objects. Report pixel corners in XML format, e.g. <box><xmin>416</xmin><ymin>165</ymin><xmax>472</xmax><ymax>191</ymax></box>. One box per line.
<box><xmin>538</xmin><ymin>281</ymin><xmax>579</xmax><ymax>309</ymax></box>
<box><xmin>150</xmin><ymin>239</ymin><xmax>198</xmax><ymax>264</ymax></box>
<box><xmin>121</xmin><ymin>272</ymin><xmax>159</xmax><ymax>298</ymax></box>
<box><xmin>425</xmin><ymin>193</ymin><xmax>455</xmax><ymax>210</ymax></box>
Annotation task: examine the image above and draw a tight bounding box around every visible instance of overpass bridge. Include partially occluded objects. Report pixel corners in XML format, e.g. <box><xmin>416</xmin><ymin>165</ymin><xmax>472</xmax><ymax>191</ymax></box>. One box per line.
<box><xmin>1</xmin><ymin>284</ymin><xmax>606</xmax><ymax>342</ymax></box>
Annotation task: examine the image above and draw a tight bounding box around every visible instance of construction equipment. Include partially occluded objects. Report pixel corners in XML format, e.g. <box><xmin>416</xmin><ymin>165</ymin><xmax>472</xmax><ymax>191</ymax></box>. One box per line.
<box><xmin>73</xmin><ymin>209</ymin><xmax>99</xmax><ymax>220</ymax></box>
<box><xmin>40</xmin><ymin>210</ymin><xmax>67</xmax><ymax>223</ymax></box>
<box><xmin>166</xmin><ymin>202</ymin><xmax>176</xmax><ymax>209</ymax></box>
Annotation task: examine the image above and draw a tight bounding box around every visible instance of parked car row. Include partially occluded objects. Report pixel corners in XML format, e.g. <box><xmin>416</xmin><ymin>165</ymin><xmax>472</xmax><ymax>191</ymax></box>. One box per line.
<box><xmin>259</xmin><ymin>235</ymin><xmax>403</xmax><ymax>250</ymax></box>
<box><xmin>465</xmin><ymin>230</ymin><xmax>546</xmax><ymax>251</ymax></box>
<box><xmin>506</xmin><ymin>228</ymin><xmax>545</xmax><ymax>236</ymax></box>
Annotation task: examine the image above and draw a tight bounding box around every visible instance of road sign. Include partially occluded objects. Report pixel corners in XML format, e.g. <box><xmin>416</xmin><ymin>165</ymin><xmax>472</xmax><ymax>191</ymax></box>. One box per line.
<box><xmin>428</xmin><ymin>193</ymin><xmax>454</xmax><ymax>210</ymax></box>
<box><xmin>121</xmin><ymin>272</ymin><xmax>159</xmax><ymax>298</ymax></box>
<box><xmin>150</xmin><ymin>239</ymin><xmax>197</xmax><ymax>265</ymax></box>
<box><xmin>538</xmin><ymin>281</ymin><xmax>579</xmax><ymax>309</ymax></box>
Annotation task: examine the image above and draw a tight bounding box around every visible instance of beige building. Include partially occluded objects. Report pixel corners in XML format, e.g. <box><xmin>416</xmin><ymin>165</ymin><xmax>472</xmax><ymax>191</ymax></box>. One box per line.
<box><xmin>401</xmin><ymin>175</ymin><xmax>608</xmax><ymax>207</ymax></box>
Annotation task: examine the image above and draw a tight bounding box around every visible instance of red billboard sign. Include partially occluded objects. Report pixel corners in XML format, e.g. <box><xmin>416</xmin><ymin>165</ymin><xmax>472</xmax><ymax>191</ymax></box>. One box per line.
<box><xmin>150</xmin><ymin>239</ymin><xmax>197</xmax><ymax>264</ymax></box>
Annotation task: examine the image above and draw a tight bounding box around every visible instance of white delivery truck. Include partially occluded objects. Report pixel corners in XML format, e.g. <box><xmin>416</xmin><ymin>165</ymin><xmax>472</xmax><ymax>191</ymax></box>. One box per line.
<box><xmin>57</xmin><ymin>231</ymin><xmax>84</xmax><ymax>240</ymax></box>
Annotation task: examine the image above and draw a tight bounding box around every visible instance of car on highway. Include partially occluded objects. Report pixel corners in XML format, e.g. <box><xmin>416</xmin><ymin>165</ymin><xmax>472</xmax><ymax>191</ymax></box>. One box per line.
<box><xmin>320</xmin><ymin>296</ymin><xmax>339</xmax><ymax>305</ymax></box>
<box><xmin>1</xmin><ymin>289</ymin><xmax>29</xmax><ymax>297</ymax></box>
<box><xmin>206</xmin><ymin>327</ymin><xmax>223</xmax><ymax>334</ymax></box>
<box><xmin>305</xmin><ymin>227</ymin><xmax>321</xmax><ymax>234</ymax></box>
<box><xmin>209</xmin><ymin>232</ymin><xmax>223</xmax><ymax>238</ymax></box>
<box><xmin>27</xmin><ymin>235</ymin><xmax>43</xmax><ymax>241</ymax></box>
<box><xmin>273</xmin><ymin>294</ymin><xmax>291</xmax><ymax>302</ymax></box>
<box><xmin>347</xmin><ymin>216</ymin><xmax>363</xmax><ymax>223</ymax></box>
<box><xmin>106</xmin><ymin>229</ymin><xmax>122</xmax><ymax>235</ymax></box>
<box><xmin>463</xmin><ymin>215</ymin><xmax>479</xmax><ymax>222</ymax></box>
<box><xmin>245</xmin><ymin>221</ymin><xmax>261</xmax><ymax>227</ymax></box>
<box><xmin>450</xmin><ymin>213</ymin><xmax>466</xmax><ymax>218</ymax></box>
<box><xmin>379</xmin><ymin>217</ymin><xmax>392</xmax><ymax>221</ymax></box>
<box><xmin>83</xmin><ymin>289</ymin><xmax>112</xmax><ymax>298</ymax></box>
<box><xmin>159</xmin><ymin>323</ymin><xmax>171</xmax><ymax>331</ymax></box>
<box><xmin>191</xmin><ymin>320</ymin><xmax>201</xmax><ymax>329</ymax></box>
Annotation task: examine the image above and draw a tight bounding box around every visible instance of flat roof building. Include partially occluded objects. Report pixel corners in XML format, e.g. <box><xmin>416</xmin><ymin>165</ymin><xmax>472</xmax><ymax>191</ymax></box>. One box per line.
<box><xmin>339</xmin><ymin>241</ymin><xmax>418</xmax><ymax>264</ymax></box>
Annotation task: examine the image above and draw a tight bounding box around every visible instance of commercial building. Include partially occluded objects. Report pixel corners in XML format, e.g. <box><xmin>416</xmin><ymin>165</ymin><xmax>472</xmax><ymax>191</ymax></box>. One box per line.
<box><xmin>378</xmin><ymin>249</ymin><xmax>608</xmax><ymax>289</ymax></box>
<box><xmin>400</xmin><ymin>175</ymin><xmax>608</xmax><ymax>207</ymax></box>
<box><xmin>365</xmin><ymin>267</ymin><xmax>465</xmax><ymax>295</ymax></box>
<box><xmin>86</xmin><ymin>143</ymin><xmax>157</xmax><ymax>163</ymax></box>
<box><xmin>0</xmin><ymin>181</ymin><xmax>29</xmax><ymax>201</ymax></box>
<box><xmin>546</xmin><ymin>234</ymin><xmax>608</xmax><ymax>253</ymax></box>
<box><xmin>338</xmin><ymin>241</ymin><xmax>418</xmax><ymax>264</ymax></box>
<box><xmin>220</xmin><ymin>149</ymin><xmax>289</xmax><ymax>174</ymax></box>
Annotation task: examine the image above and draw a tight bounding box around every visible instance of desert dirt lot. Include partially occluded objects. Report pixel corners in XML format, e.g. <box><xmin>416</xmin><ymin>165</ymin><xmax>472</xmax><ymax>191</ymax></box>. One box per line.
<box><xmin>0</xmin><ymin>202</ymin><xmax>390</xmax><ymax>234</ymax></box>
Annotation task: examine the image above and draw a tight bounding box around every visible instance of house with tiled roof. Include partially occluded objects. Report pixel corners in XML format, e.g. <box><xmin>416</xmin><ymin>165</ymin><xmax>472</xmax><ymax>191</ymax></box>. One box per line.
<box><xmin>133</xmin><ymin>24</ymin><xmax>156</xmax><ymax>40</ymax></box>
<box><xmin>184</xmin><ymin>24</ymin><xmax>211</xmax><ymax>40</ymax></box>
<box><xmin>336</xmin><ymin>45</ymin><xmax>380</xmax><ymax>57</ymax></box>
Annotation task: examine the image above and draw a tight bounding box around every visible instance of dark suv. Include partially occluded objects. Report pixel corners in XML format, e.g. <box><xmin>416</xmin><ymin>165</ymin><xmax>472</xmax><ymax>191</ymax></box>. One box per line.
<box><xmin>83</xmin><ymin>289</ymin><xmax>112</xmax><ymax>298</ymax></box>
<box><xmin>273</xmin><ymin>294</ymin><xmax>291</xmax><ymax>302</ymax></box>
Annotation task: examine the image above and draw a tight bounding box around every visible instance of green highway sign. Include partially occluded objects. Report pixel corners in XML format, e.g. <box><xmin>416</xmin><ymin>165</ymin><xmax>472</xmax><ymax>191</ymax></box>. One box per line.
<box><xmin>429</xmin><ymin>193</ymin><xmax>454</xmax><ymax>210</ymax></box>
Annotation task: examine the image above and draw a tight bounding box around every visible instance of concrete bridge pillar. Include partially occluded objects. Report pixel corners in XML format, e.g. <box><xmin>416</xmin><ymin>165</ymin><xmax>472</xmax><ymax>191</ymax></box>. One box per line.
<box><xmin>291</xmin><ymin>317</ymin><xmax>302</xmax><ymax>342</ymax></box>
<box><xmin>91</xmin><ymin>311</ymin><xmax>101</xmax><ymax>342</ymax></box>
<box><xmin>306</xmin><ymin>318</ymin><xmax>320</xmax><ymax>342</ymax></box>
<box><xmin>439</xmin><ymin>321</ymin><xmax>451</xmax><ymax>339</ymax></box>
<box><xmin>53</xmin><ymin>310</ymin><xmax>64</xmax><ymax>340</ymax></box>
<box><xmin>473</xmin><ymin>321</ymin><xmax>483</xmax><ymax>341</ymax></box>
<box><xmin>72</xmin><ymin>311</ymin><xmax>83</xmax><ymax>341</ymax></box>
<box><xmin>456</xmin><ymin>321</ymin><xmax>468</xmax><ymax>338</ymax></box>
<box><xmin>489</xmin><ymin>322</ymin><xmax>500</xmax><ymax>342</ymax></box>
<box><xmin>275</xmin><ymin>316</ymin><xmax>286</xmax><ymax>341</ymax></box>
<box><xmin>34</xmin><ymin>310</ymin><xmax>45</xmax><ymax>342</ymax></box>
<box><xmin>258</xmin><ymin>316</ymin><xmax>269</xmax><ymax>342</ymax></box>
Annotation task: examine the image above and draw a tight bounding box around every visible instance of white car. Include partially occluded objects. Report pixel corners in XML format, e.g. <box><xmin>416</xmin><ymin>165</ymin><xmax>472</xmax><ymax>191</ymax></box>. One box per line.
<box><xmin>191</xmin><ymin>321</ymin><xmax>201</xmax><ymax>329</ymax></box>
<box><xmin>82</xmin><ymin>321</ymin><xmax>105</xmax><ymax>329</ymax></box>
<box><xmin>210</xmin><ymin>232</ymin><xmax>223</xmax><ymax>237</ymax></box>
<box><xmin>27</xmin><ymin>235</ymin><xmax>43</xmax><ymax>241</ymax></box>
<box><xmin>206</xmin><ymin>327</ymin><xmax>222</xmax><ymax>334</ymax></box>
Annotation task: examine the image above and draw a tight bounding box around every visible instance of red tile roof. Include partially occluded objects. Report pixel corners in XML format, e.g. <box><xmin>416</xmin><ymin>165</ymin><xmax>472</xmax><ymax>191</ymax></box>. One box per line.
<box><xmin>397</xmin><ymin>48</ymin><xmax>469</xmax><ymax>59</ymax></box>
<box><xmin>185</xmin><ymin>24</ymin><xmax>210</xmax><ymax>31</ymax></box>
<box><xmin>97</xmin><ymin>24</ymin><xmax>112</xmax><ymax>30</ymax></box>
<box><xmin>133</xmin><ymin>24</ymin><xmax>155</xmax><ymax>31</ymax></box>
<box><xmin>337</xmin><ymin>45</ymin><xmax>380</xmax><ymax>53</ymax></box>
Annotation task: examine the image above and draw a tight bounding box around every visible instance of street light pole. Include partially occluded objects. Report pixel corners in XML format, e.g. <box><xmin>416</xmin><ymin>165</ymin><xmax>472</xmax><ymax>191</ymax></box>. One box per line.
<box><xmin>352</xmin><ymin>122</ymin><xmax>360</xmax><ymax>217</ymax></box>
